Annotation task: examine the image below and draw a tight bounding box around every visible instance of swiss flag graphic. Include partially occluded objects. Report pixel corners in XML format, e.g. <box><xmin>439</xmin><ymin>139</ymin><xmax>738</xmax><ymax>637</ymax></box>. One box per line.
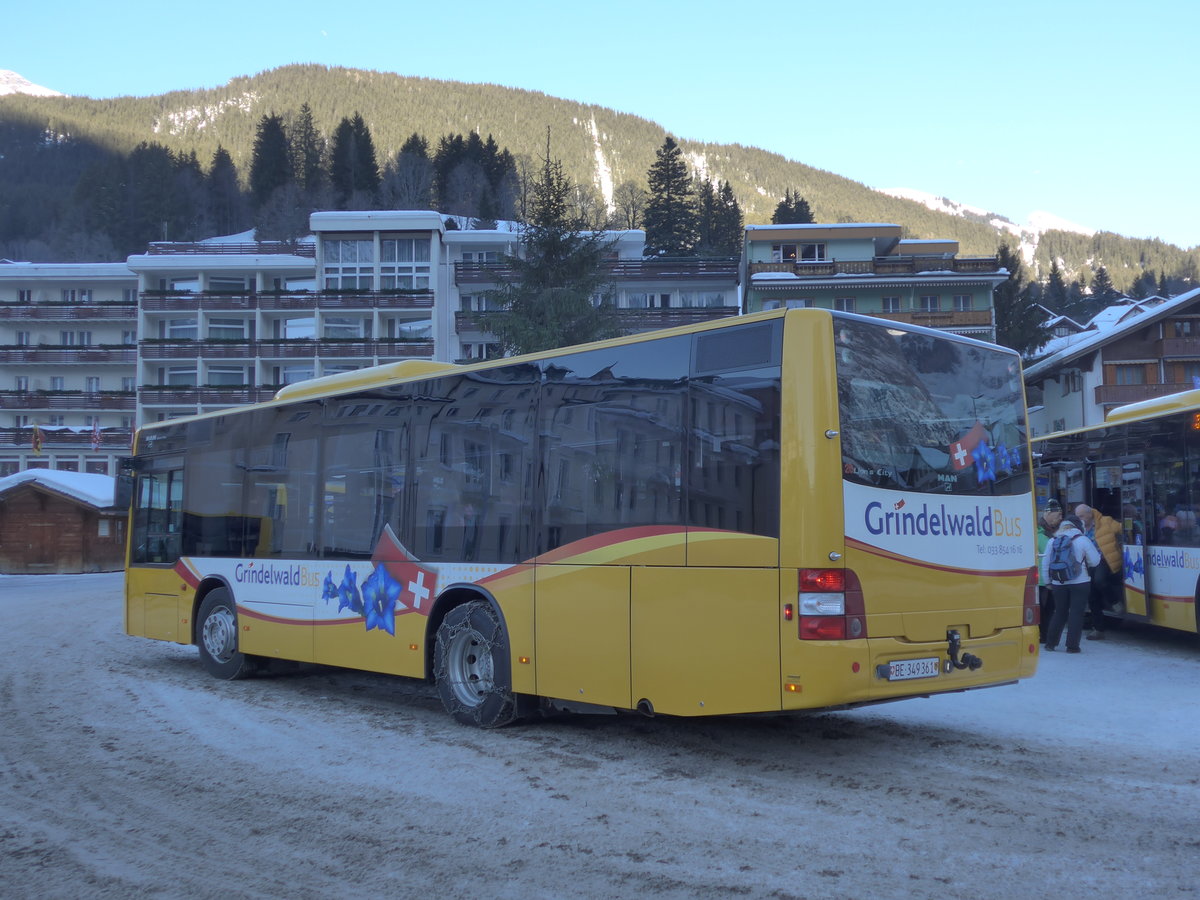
<box><xmin>371</xmin><ymin>525</ymin><xmax>438</xmax><ymax>617</ymax></box>
<box><xmin>948</xmin><ymin>422</ymin><xmax>987</xmax><ymax>472</ymax></box>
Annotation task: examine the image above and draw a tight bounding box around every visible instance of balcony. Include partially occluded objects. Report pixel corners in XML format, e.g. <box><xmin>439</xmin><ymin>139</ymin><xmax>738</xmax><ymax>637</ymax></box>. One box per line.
<box><xmin>748</xmin><ymin>256</ymin><xmax>1001</xmax><ymax>279</ymax></box>
<box><xmin>0</xmin><ymin>346</ymin><xmax>137</xmax><ymax>364</ymax></box>
<box><xmin>0</xmin><ymin>303</ymin><xmax>136</xmax><ymax>320</ymax></box>
<box><xmin>139</xmin><ymin>290</ymin><xmax>434</xmax><ymax>312</ymax></box>
<box><xmin>862</xmin><ymin>309</ymin><xmax>994</xmax><ymax>329</ymax></box>
<box><xmin>455</xmin><ymin>306</ymin><xmax>737</xmax><ymax>336</ymax></box>
<box><xmin>1156</xmin><ymin>337</ymin><xmax>1200</xmax><ymax>358</ymax></box>
<box><xmin>0</xmin><ymin>427</ymin><xmax>133</xmax><ymax>449</ymax></box>
<box><xmin>454</xmin><ymin>257</ymin><xmax>740</xmax><ymax>286</ymax></box>
<box><xmin>139</xmin><ymin>387</ymin><xmax>278</xmax><ymax>406</ymax></box>
<box><xmin>0</xmin><ymin>391</ymin><xmax>136</xmax><ymax>411</ymax></box>
<box><xmin>256</xmin><ymin>339</ymin><xmax>433</xmax><ymax>359</ymax></box>
<box><xmin>146</xmin><ymin>240</ymin><xmax>315</xmax><ymax>257</ymax></box>
<box><xmin>1093</xmin><ymin>382</ymin><xmax>1194</xmax><ymax>406</ymax></box>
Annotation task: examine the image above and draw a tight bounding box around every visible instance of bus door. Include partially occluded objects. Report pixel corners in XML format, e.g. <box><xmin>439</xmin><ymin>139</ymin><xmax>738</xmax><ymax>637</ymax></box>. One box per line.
<box><xmin>1117</xmin><ymin>456</ymin><xmax>1149</xmax><ymax>617</ymax></box>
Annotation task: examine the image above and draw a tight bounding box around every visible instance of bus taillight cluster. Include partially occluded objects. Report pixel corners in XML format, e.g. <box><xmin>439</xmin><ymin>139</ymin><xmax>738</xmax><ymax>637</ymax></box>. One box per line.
<box><xmin>797</xmin><ymin>568</ymin><xmax>866</xmax><ymax>640</ymax></box>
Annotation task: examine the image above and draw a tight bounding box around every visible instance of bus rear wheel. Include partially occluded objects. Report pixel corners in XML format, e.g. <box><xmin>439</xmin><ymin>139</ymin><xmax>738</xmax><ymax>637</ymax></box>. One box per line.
<box><xmin>196</xmin><ymin>589</ymin><xmax>258</xmax><ymax>680</ymax></box>
<box><xmin>434</xmin><ymin>600</ymin><xmax>521</xmax><ymax>728</ymax></box>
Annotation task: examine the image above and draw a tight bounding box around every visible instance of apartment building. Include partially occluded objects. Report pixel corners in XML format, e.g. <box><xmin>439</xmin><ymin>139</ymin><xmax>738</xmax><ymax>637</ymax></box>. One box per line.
<box><xmin>0</xmin><ymin>262</ymin><xmax>138</xmax><ymax>475</ymax></box>
<box><xmin>0</xmin><ymin>211</ymin><xmax>742</xmax><ymax>475</ymax></box>
<box><xmin>742</xmin><ymin>223</ymin><xmax>1006</xmax><ymax>341</ymax></box>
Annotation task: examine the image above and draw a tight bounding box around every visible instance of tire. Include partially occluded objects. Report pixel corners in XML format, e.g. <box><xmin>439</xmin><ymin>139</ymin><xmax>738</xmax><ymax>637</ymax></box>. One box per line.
<box><xmin>434</xmin><ymin>600</ymin><xmax>522</xmax><ymax>728</ymax></box>
<box><xmin>196</xmin><ymin>589</ymin><xmax>258</xmax><ymax>680</ymax></box>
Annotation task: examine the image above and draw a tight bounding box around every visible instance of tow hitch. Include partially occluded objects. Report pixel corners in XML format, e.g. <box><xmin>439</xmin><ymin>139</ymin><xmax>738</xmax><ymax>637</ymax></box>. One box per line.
<box><xmin>944</xmin><ymin>629</ymin><xmax>983</xmax><ymax>673</ymax></box>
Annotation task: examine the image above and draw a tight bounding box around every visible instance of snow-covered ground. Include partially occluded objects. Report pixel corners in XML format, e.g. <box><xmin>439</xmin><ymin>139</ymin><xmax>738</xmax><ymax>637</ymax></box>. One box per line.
<box><xmin>2</xmin><ymin>573</ymin><xmax>1197</xmax><ymax>899</ymax></box>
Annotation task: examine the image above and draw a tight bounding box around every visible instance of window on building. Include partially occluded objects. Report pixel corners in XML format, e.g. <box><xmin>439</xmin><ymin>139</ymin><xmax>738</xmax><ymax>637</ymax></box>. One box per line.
<box><xmin>918</xmin><ymin>295</ymin><xmax>940</xmax><ymax>312</ymax></box>
<box><xmin>86</xmin><ymin>376</ymin><xmax>100</xmax><ymax>392</ymax></box>
<box><xmin>164</xmin><ymin>319</ymin><xmax>197</xmax><ymax>340</ymax></box>
<box><xmin>462</xmin><ymin>250</ymin><xmax>501</xmax><ymax>263</ymax></box>
<box><xmin>323</xmin><ymin>316</ymin><xmax>368</xmax><ymax>339</ymax></box>
<box><xmin>122</xmin><ymin>330</ymin><xmax>137</xmax><ymax>345</ymax></box>
<box><xmin>60</xmin><ymin>330</ymin><xmax>76</xmax><ymax>346</ymax></box>
<box><xmin>18</xmin><ymin>289</ymin><xmax>32</xmax><ymax>303</ymax></box>
<box><xmin>762</xmin><ymin>298</ymin><xmax>813</xmax><ymax>311</ymax></box>
<box><xmin>461</xmin><ymin>342</ymin><xmax>503</xmax><ymax>360</ymax></box>
<box><xmin>624</xmin><ymin>292</ymin><xmax>649</xmax><ymax>309</ymax></box>
<box><xmin>1173</xmin><ymin>320</ymin><xmax>1196</xmax><ymax>338</ymax></box>
<box><xmin>209</xmin><ymin>278</ymin><xmax>246</xmax><ymax>292</ymax></box>
<box><xmin>208</xmin><ymin>318</ymin><xmax>248</xmax><ymax>340</ymax></box>
<box><xmin>77</xmin><ymin>331</ymin><xmax>92</xmax><ymax>346</ymax></box>
<box><xmin>14</xmin><ymin>415</ymin><xmax>29</xmax><ymax>428</ymax></box>
<box><xmin>207</xmin><ymin>366</ymin><xmax>249</xmax><ymax>386</ymax></box>
<box><xmin>881</xmin><ymin>296</ymin><xmax>901</xmax><ymax>313</ymax></box>
<box><xmin>770</xmin><ymin>243</ymin><xmax>797</xmax><ymax>262</ymax></box>
<box><xmin>1181</xmin><ymin>363</ymin><xmax>1200</xmax><ymax>384</ymax></box>
<box><xmin>953</xmin><ymin>294</ymin><xmax>972</xmax><ymax>311</ymax></box>
<box><xmin>800</xmin><ymin>243</ymin><xmax>827</xmax><ymax>261</ymax></box>
<box><xmin>61</xmin><ymin>289</ymin><xmax>77</xmax><ymax>303</ymax></box>
<box><xmin>123</xmin><ymin>288</ymin><xmax>137</xmax><ymax>303</ymax></box>
<box><xmin>1114</xmin><ymin>365</ymin><xmax>1146</xmax><ymax>385</ymax></box>
<box><xmin>165</xmin><ymin>367</ymin><xmax>198</xmax><ymax>386</ymax></box>
<box><xmin>279</xmin><ymin>365</ymin><xmax>315</xmax><ymax>384</ymax></box>
<box><xmin>323</xmin><ymin>238</ymin><xmax>375</xmax><ymax>290</ymax></box>
<box><xmin>47</xmin><ymin>415</ymin><xmax>64</xmax><ymax>426</ymax></box>
<box><xmin>680</xmin><ymin>291</ymin><xmax>728</xmax><ymax>308</ymax></box>
<box><xmin>15</xmin><ymin>376</ymin><xmax>28</xmax><ymax>391</ymax></box>
<box><xmin>79</xmin><ymin>289</ymin><xmax>93</xmax><ymax>302</ymax></box>
<box><xmin>50</xmin><ymin>376</ymin><xmax>64</xmax><ymax>390</ymax></box>
<box><xmin>121</xmin><ymin>377</ymin><xmax>136</xmax><ymax>392</ymax></box>
<box><xmin>834</xmin><ymin>297</ymin><xmax>856</xmax><ymax>312</ymax></box>
<box><xmin>15</xmin><ymin>331</ymin><xmax>30</xmax><ymax>345</ymax></box>
<box><xmin>380</xmin><ymin>238</ymin><xmax>432</xmax><ymax>291</ymax></box>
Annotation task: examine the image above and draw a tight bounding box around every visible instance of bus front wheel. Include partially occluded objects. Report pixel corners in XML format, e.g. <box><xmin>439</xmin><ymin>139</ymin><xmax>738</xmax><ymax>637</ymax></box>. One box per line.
<box><xmin>196</xmin><ymin>589</ymin><xmax>258</xmax><ymax>680</ymax></box>
<box><xmin>434</xmin><ymin>600</ymin><xmax>521</xmax><ymax>728</ymax></box>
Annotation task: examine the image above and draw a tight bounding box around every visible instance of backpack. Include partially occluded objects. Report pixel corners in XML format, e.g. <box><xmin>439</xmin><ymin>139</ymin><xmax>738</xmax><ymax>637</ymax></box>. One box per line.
<box><xmin>1048</xmin><ymin>534</ymin><xmax>1081</xmax><ymax>583</ymax></box>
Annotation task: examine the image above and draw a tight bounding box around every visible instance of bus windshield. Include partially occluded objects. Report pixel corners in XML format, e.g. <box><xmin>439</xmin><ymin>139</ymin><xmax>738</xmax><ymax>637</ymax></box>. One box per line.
<box><xmin>834</xmin><ymin>318</ymin><xmax>1029</xmax><ymax>497</ymax></box>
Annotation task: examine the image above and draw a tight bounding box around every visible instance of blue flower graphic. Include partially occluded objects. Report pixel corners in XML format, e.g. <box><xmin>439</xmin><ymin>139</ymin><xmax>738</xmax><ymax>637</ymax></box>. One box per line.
<box><xmin>363</xmin><ymin>563</ymin><xmax>401</xmax><ymax>635</ymax></box>
<box><xmin>974</xmin><ymin>438</ymin><xmax>997</xmax><ymax>483</ymax></box>
<box><xmin>321</xmin><ymin>571</ymin><xmax>337</xmax><ymax>604</ymax></box>
<box><xmin>994</xmin><ymin>441</ymin><xmax>1011</xmax><ymax>475</ymax></box>
<box><xmin>337</xmin><ymin>564</ymin><xmax>363</xmax><ymax>615</ymax></box>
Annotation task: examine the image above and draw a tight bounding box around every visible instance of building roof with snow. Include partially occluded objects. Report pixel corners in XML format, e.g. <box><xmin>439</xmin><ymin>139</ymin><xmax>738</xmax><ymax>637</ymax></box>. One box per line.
<box><xmin>0</xmin><ymin>469</ymin><xmax>116</xmax><ymax>508</ymax></box>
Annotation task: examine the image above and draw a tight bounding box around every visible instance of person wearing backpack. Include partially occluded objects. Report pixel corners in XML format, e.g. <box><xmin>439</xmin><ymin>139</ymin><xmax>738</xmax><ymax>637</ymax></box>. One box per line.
<box><xmin>1036</xmin><ymin>499</ymin><xmax>1063</xmax><ymax>641</ymax></box>
<box><xmin>1041</xmin><ymin>513</ymin><xmax>1101</xmax><ymax>653</ymax></box>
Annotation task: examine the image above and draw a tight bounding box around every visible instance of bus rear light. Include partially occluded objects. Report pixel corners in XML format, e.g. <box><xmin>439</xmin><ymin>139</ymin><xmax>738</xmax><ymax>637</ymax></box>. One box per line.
<box><xmin>797</xmin><ymin>568</ymin><xmax>866</xmax><ymax>641</ymax></box>
<box><xmin>1023</xmin><ymin>566</ymin><xmax>1039</xmax><ymax>626</ymax></box>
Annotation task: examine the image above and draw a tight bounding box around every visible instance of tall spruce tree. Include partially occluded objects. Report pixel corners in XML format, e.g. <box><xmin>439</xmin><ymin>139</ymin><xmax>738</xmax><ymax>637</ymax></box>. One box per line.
<box><xmin>329</xmin><ymin>113</ymin><xmax>380</xmax><ymax>207</ymax></box>
<box><xmin>478</xmin><ymin>134</ymin><xmax>620</xmax><ymax>354</ymax></box>
<box><xmin>642</xmin><ymin>136</ymin><xmax>698</xmax><ymax>256</ymax></box>
<box><xmin>771</xmin><ymin>189</ymin><xmax>814</xmax><ymax>224</ymax></box>
<box><xmin>207</xmin><ymin>146</ymin><xmax>248</xmax><ymax>237</ymax></box>
<box><xmin>1091</xmin><ymin>265</ymin><xmax>1119</xmax><ymax>305</ymax></box>
<box><xmin>994</xmin><ymin>244</ymin><xmax>1051</xmax><ymax>356</ymax></box>
<box><xmin>249</xmin><ymin>114</ymin><xmax>292</xmax><ymax>208</ymax></box>
<box><xmin>289</xmin><ymin>103</ymin><xmax>326</xmax><ymax>195</ymax></box>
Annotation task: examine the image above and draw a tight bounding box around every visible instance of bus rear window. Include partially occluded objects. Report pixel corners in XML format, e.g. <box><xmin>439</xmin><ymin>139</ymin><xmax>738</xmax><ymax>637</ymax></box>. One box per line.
<box><xmin>834</xmin><ymin>318</ymin><xmax>1028</xmax><ymax>496</ymax></box>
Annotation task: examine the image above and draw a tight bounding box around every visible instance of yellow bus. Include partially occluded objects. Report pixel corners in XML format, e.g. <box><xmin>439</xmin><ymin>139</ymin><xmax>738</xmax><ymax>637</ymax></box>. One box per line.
<box><xmin>125</xmin><ymin>309</ymin><xmax>1039</xmax><ymax>726</ymax></box>
<box><xmin>1034</xmin><ymin>390</ymin><xmax>1200</xmax><ymax>636</ymax></box>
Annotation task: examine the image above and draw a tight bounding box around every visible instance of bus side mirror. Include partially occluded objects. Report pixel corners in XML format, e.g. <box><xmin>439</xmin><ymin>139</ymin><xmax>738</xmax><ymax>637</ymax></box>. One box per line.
<box><xmin>114</xmin><ymin>474</ymin><xmax>134</xmax><ymax>510</ymax></box>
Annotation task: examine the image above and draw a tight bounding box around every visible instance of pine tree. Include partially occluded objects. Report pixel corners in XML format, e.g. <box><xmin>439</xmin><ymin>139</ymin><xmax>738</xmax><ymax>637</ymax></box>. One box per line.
<box><xmin>249</xmin><ymin>114</ymin><xmax>292</xmax><ymax>208</ymax></box>
<box><xmin>207</xmin><ymin>146</ymin><xmax>248</xmax><ymax>237</ymax></box>
<box><xmin>329</xmin><ymin>113</ymin><xmax>380</xmax><ymax>207</ymax></box>
<box><xmin>1044</xmin><ymin>261</ymin><xmax>1069</xmax><ymax>313</ymax></box>
<box><xmin>714</xmin><ymin>180</ymin><xmax>744</xmax><ymax>256</ymax></box>
<box><xmin>1091</xmin><ymin>265</ymin><xmax>1119</xmax><ymax>305</ymax></box>
<box><xmin>289</xmin><ymin>103</ymin><xmax>326</xmax><ymax>195</ymax></box>
<box><xmin>771</xmin><ymin>189</ymin><xmax>814</xmax><ymax>224</ymax></box>
<box><xmin>381</xmin><ymin>133</ymin><xmax>434</xmax><ymax>209</ymax></box>
<box><xmin>994</xmin><ymin>244</ymin><xmax>1051</xmax><ymax>356</ymax></box>
<box><xmin>643</xmin><ymin>136</ymin><xmax>697</xmax><ymax>256</ymax></box>
<box><xmin>478</xmin><ymin>133</ymin><xmax>621</xmax><ymax>354</ymax></box>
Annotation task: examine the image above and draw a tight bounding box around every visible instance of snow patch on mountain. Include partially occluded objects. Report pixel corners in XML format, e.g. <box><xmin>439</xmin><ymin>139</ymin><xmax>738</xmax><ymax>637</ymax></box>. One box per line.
<box><xmin>153</xmin><ymin>93</ymin><xmax>261</xmax><ymax>135</ymax></box>
<box><xmin>0</xmin><ymin>70</ymin><xmax>63</xmax><ymax>97</ymax></box>
<box><xmin>586</xmin><ymin>116</ymin><xmax>615</xmax><ymax>209</ymax></box>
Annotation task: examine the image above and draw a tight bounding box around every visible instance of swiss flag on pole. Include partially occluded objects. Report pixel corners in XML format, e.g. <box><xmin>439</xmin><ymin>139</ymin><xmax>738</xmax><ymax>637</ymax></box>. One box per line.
<box><xmin>948</xmin><ymin>422</ymin><xmax>987</xmax><ymax>471</ymax></box>
<box><xmin>90</xmin><ymin>419</ymin><xmax>101</xmax><ymax>452</ymax></box>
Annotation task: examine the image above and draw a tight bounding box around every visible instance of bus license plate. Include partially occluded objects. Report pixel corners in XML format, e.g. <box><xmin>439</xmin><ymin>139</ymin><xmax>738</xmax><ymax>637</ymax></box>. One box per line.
<box><xmin>885</xmin><ymin>657</ymin><xmax>941</xmax><ymax>681</ymax></box>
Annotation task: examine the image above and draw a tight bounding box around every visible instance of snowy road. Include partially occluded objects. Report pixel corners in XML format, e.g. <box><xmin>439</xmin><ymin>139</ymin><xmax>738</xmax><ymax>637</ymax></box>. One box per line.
<box><xmin>2</xmin><ymin>573</ymin><xmax>1197</xmax><ymax>899</ymax></box>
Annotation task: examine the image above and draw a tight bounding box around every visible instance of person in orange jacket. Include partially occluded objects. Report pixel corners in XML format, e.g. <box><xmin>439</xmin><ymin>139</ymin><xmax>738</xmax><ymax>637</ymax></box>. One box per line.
<box><xmin>1074</xmin><ymin>503</ymin><xmax>1123</xmax><ymax>639</ymax></box>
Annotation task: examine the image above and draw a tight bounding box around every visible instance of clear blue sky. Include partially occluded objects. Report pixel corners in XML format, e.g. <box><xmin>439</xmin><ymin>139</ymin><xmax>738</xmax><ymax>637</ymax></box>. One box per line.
<box><xmin>4</xmin><ymin>0</ymin><xmax>1197</xmax><ymax>249</ymax></box>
